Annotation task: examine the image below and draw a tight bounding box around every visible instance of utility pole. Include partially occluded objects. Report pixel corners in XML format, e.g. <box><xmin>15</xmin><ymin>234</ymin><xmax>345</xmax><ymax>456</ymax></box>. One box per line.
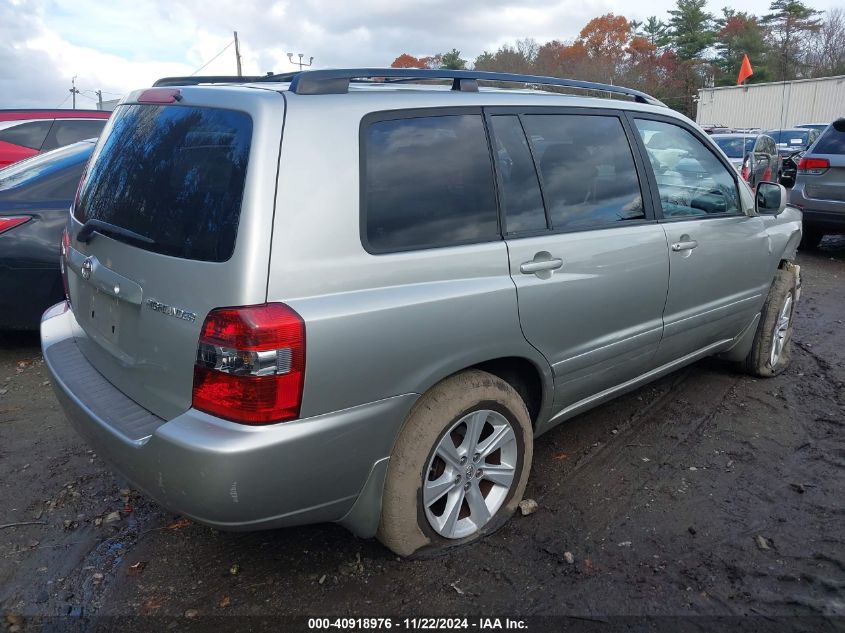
<box><xmin>69</xmin><ymin>76</ymin><xmax>80</xmax><ymax>109</ymax></box>
<box><xmin>95</xmin><ymin>90</ymin><xmax>103</xmax><ymax>110</ymax></box>
<box><xmin>234</xmin><ymin>31</ymin><xmax>242</xmax><ymax>77</ymax></box>
<box><xmin>287</xmin><ymin>53</ymin><xmax>313</xmax><ymax>71</ymax></box>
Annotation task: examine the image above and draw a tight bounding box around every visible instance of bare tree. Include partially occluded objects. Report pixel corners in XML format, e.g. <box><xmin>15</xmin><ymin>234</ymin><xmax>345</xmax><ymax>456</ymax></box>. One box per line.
<box><xmin>807</xmin><ymin>8</ymin><xmax>845</xmax><ymax>76</ymax></box>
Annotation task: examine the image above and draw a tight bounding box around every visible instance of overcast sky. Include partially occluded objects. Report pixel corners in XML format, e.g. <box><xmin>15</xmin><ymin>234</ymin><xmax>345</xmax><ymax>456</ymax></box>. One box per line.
<box><xmin>0</xmin><ymin>0</ymin><xmax>836</xmax><ymax>109</ymax></box>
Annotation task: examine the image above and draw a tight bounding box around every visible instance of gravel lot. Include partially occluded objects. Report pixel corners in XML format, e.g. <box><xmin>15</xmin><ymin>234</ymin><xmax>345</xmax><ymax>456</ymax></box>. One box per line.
<box><xmin>1</xmin><ymin>238</ymin><xmax>843</xmax><ymax>629</ymax></box>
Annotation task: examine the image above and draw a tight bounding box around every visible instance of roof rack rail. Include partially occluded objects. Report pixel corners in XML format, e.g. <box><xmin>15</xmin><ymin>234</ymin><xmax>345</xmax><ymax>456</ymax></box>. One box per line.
<box><xmin>153</xmin><ymin>73</ymin><xmax>298</xmax><ymax>87</ymax></box>
<box><xmin>272</xmin><ymin>68</ymin><xmax>665</xmax><ymax>106</ymax></box>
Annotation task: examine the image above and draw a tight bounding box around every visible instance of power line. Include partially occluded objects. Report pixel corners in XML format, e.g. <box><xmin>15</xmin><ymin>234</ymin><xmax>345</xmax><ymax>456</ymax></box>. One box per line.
<box><xmin>190</xmin><ymin>40</ymin><xmax>235</xmax><ymax>76</ymax></box>
<box><xmin>56</xmin><ymin>93</ymin><xmax>71</xmax><ymax>108</ymax></box>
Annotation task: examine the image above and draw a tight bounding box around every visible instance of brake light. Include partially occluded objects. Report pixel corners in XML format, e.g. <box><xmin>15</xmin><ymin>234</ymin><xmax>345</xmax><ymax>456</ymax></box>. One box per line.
<box><xmin>740</xmin><ymin>163</ymin><xmax>750</xmax><ymax>182</ymax></box>
<box><xmin>0</xmin><ymin>216</ymin><xmax>30</xmax><ymax>234</ymax></box>
<box><xmin>192</xmin><ymin>303</ymin><xmax>306</xmax><ymax>424</ymax></box>
<box><xmin>60</xmin><ymin>228</ymin><xmax>70</xmax><ymax>303</ymax></box>
<box><xmin>798</xmin><ymin>157</ymin><xmax>830</xmax><ymax>174</ymax></box>
<box><xmin>137</xmin><ymin>88</ymin><xmax>182</xmax><ymax>104</ymax></box>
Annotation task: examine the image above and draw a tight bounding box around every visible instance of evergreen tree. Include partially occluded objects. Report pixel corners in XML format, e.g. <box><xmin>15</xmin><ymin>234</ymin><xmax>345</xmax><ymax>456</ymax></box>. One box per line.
<box><xmin>762</xmin><ymin>0</ymin><xmax>822</xmax><ymax>79</ymax></box>
<box><xmin>714</xmin><ymin>9</ymin><xmax>770</xmax><ymax>84</ymax></box>
<box><xmin>668</xmin><ymin>0</ymin><xmax>716</xmax><ymax>60</ymax></box>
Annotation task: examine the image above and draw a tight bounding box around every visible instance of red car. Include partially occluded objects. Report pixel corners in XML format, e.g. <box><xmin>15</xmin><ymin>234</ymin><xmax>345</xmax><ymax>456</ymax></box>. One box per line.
<box><xmin>0</xmin><ymin>109</ymin><xmax>110</xmax><ymax>168</ymax></box>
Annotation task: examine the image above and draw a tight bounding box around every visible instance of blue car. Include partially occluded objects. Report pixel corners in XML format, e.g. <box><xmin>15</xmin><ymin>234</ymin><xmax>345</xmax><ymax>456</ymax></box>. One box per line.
<box><xmin>0</xmin><ymin>139</ymin><xmax>95</xmax><ymax>329</ymax></box>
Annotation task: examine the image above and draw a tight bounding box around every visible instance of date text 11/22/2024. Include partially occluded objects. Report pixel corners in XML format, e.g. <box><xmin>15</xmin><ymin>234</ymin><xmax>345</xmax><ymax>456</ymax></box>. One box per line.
<box><xmin>307</xmin><ymin>618</ymin><xmax>528</xmax><ymax>630</ymax></box>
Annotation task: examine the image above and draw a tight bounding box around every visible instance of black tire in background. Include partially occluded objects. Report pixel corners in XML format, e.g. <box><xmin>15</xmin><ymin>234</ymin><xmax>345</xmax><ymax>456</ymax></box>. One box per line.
<box><xmin>799</xmin><ymin>228</ymin><xmax>824</xmax><ymax>250</ymax></box>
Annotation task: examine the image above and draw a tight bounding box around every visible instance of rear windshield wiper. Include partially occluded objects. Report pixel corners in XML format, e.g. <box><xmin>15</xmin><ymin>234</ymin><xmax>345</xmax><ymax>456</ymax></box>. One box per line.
<box><xmin>76</xmin><ymin>219</ymin><xmax>155</xmax><ymax>245</ymax></box>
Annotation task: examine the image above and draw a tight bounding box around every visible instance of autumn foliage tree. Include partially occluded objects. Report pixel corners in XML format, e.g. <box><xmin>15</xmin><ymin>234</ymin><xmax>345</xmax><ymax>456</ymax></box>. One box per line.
<box><xmin>388</xmin><ymin>0</ymin><xmax>845</xmax><ymax>116</ymax></box>
<box><xmin>390</xmin><ymin>54</ymin><xmax>428</xmax><ymax>68</ymax></box>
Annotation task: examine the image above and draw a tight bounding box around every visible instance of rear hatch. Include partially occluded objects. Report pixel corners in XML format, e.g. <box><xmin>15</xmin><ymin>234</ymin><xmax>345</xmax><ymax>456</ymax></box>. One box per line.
<box><xmin>64</xmin><ymin>86</ymin><xmax>285</xmax><ymax>420</ymax></box>
<box><xmin>800</xmin><ymin>123</ymin><xmax>845</xmax><ymax>203</ymax></box>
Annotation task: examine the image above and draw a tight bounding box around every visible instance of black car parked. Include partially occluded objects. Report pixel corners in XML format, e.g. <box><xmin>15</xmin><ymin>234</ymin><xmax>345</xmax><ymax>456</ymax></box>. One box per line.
<box><xmin>765</xmin><ymin>128</ymin><xmax>821</xmax><ymax>187</ymax></box>
<box><xmin>0</xmin><ymin>139</ymin><xmax>94</xmax><ymax>329</ymax></box>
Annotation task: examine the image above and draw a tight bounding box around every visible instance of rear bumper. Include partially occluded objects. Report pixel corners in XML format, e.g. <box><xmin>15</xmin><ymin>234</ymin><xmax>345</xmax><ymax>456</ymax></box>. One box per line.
<box><xmin>790</xmin><ymin>184</ymin><xmax>845</xmax><ymax>231</ymax></box>
<box><xmin>41</xmin><ymin>302</ymin><xmax>415</xmax><ymax>534</ymax></box>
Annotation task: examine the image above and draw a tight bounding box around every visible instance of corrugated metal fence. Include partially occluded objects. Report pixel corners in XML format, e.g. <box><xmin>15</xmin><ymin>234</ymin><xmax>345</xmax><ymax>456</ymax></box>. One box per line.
<box><xmin>696</xmin><ymin>75</ymin><xmax>845</xmax><ymax>129</ymax></box>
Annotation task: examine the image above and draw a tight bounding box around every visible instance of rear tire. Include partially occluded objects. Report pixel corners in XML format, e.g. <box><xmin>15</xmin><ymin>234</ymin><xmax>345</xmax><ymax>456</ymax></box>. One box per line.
<box><xmin>377</xmin><ymin>370</ymin><xmax>533</xmax><ymax>557</ymax></box>
<box><xmin>744</xmin><ymin>268</ymin><xmax>797</xmax><ymax>377</ymax></box>
<box><xmin>799</xmin><ymin>228</ymin><xmax>824</xmax><ymax>250</ymax></box>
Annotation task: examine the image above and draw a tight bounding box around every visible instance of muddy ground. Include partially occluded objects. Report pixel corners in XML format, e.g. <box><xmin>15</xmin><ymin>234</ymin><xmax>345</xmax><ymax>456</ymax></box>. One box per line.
<box><xmin>1</xmin><ymin>239</ymin><xmax>843</xmax><ymax>630</ymax></box>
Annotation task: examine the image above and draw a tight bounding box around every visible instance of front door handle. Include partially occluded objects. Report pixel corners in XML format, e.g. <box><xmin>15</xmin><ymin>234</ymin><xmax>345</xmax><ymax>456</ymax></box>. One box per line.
<box><xmin>520</xmin><ymin>257</ymin><xmax>563</xmax><ymax>274</ymax></box>
<box><xmin>671</xmin><ymin>240</ymin><xmax>699</xmax><ymax>252</ymax></box>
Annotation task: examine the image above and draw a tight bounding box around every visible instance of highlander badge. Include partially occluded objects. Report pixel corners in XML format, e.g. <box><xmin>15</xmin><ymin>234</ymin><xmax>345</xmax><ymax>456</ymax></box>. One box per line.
<box><xmin>147</xmin><ymin>299</ymin><xmax>197</xmax><ymax>323</ymax></box>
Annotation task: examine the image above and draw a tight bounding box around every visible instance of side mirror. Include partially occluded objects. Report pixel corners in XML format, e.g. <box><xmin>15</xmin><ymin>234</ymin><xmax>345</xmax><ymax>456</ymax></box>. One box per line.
<box><xmin>833</xmin><ymin>118</ymin><xmax>845</xmax><ymax>133</ymax></box>
<box><xmin>756</xmin><ymin>181</ymin><xmax>787</xmax><ymax>215</ymax></box>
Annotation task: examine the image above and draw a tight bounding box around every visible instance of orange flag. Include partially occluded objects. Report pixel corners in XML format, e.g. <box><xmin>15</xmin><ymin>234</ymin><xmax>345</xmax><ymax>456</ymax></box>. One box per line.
<box><xmin>737</xmin><ymin>54</ymin><xmax>754</xmax><ymax>85</ymax></box>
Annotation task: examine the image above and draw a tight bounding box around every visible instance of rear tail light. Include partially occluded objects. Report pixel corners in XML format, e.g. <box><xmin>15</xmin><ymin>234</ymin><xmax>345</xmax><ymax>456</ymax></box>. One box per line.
<box><xmin>798</xmin><ymin>157</ymin><xmax>830</xmax><ymax>174</ymax></box>
<box><xmin>740</xmin><ymin>163</ymin><xmax>750</xmax><ymax>182</ymax></box>
<box><xmin>192</xmin><ymin>303</ymin><xmax>306</xmax><ymax>424</ymax></box>
<box><xmin>0</xmin><ymin>216</ymin><xmax>30</xmax><ymax>235</ymax></box>
<box><xmin>60</xmin><ymin>228</ymin><xmax>70</xmax><ymax>303</ymax></box>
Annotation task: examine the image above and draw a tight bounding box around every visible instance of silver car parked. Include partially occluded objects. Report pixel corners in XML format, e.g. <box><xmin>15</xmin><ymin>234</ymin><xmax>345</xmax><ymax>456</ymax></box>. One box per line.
<box><xmin>42</xmin><ymin>69</ymin><xmax>802</xmax><ymax>557</ymax></box>
<box><xmin>790</xmin><ymin>118</ymin><xmax>845</xmax><ymax>248</ymax></box>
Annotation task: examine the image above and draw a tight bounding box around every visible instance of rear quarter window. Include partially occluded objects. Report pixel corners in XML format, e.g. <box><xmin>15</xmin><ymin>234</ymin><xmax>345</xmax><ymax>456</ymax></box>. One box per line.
<box><xmin>813</xmin><ymin>126</ymin><xmax>845</xmax><ymax>155</ymax></box>
<box><xmin>362</xmin><ymin>114</ymin><xmax>499</xmax><ymax>253</ymax></box>
<box><xmin>0</xmin><ymin>120</ymin><xmax>53</xmax><ymax>150</ymax></box>
<box><xmin>74</xmin><ymin>105</ymin><xmax>252</xmax><ymax>262</ymax></box>
<box><xmin>42</xmin><ymin>119</ymin><xmax>106</xmax><ymax>151</ymax></box>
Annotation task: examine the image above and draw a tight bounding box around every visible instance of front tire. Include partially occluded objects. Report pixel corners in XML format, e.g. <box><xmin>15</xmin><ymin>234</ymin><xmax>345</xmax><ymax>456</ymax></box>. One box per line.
<box><xmin>744</xmin><ymin>268</ymin><xmax>797</xmax><ymax>377</ymax></box>
<box><xmin>377</xmin><ymin>370</ymin><xmax>533</xmax><ymax>557</ymax></box>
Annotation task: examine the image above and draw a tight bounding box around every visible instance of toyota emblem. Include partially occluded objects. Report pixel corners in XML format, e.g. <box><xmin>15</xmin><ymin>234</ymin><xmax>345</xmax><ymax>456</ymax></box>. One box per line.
<box><xmin>81</xmin><ymin>257</ymin><xmax>93</xmax><ymax>280</ymax></box>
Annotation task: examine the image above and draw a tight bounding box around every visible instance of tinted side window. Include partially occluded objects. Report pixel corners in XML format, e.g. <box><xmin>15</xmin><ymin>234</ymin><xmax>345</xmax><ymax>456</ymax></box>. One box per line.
<box><xmin>43</xmin><ymin>119</ymin><xmax>106</xmax><ymax>151</ymax></box>
<box><xmin>521</xmin><ymin>115</ymin><xmax>645</xmax><ymax>230</ymax></box>
<box><xmin>489</xmin><ymin>115</ymin><xmax>546</xmax><ymax>233</ymax></box>
<box><xmin>0</xmin><ymin>120</ymin><xmax>53</xmax><ymax>150</ymax></box>
<box><xmin>635</xmin><ymin>119</ymin><xmax>741</xmax><ymax>218</ymax></box>
<box><xmin>814</xmin><ymin>125</ymin><xmax>845</xmax><ymax>154</ymax></box>
<box><xmin>364</xmin><ymin>115</ymin><xmax>498</xmax><ymax>252</ymax></box>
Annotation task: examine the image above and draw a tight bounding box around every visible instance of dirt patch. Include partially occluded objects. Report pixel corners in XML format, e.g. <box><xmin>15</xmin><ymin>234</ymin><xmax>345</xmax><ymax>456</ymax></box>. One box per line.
<box><xmin>1</xmin><ymin>237</ymin><xmax>843</xmax><ymax>621</ymax></box>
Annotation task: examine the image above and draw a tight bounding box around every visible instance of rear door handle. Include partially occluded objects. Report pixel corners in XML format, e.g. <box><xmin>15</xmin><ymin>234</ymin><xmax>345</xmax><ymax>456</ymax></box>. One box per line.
<box><xmin>671</xmin><ymin>240</ymin><xmax>698</xmax><ymax>252</ymax></box>
<box><xmin>520</xmin><ymin>258</ymin><xmax>563</xmax><ymax>274</ymax></box>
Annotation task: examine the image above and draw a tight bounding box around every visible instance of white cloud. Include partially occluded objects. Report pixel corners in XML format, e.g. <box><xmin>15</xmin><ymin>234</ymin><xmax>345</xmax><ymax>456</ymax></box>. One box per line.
<box><xmin>0</xmin><ymin>0</ymin><xmax>816</xmax><ymax>108</ymax></box>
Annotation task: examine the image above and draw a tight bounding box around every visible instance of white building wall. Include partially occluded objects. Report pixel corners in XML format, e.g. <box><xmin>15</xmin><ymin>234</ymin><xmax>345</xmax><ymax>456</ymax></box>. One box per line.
<box><xmin>696</xmin><ymin>75</ymin><xmax>845</xmax><ymax>129</ymax></box>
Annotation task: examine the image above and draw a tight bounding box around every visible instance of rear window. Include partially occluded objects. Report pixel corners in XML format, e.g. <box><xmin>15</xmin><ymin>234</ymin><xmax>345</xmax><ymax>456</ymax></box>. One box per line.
<box><xmin>362</xmin><ymin>114</ymin><xmax>499</xmax><ymax>253</ymax></box>
<box><xmin>766</xmin><ymin>130</ymin><xmax>810</xmax><ymax>147</ymax></box>
<box><xmin>0</xmin><ymin>120</ymin><xmax>53</xmax><ymax>150</ymax></box>
<box><xmin>713</xmin><ymin>136</ymin><xmax>755</xmax><ymax>158</ymax></box>
<box><xmin>813</xmin><ymin>125</ymin><xmax>845</xmax><ymax>155</ymax></box>
<box><xmin>74</xmin><ymin>104</ymin><xmax>252</xmax><ymax>262</ymax></box>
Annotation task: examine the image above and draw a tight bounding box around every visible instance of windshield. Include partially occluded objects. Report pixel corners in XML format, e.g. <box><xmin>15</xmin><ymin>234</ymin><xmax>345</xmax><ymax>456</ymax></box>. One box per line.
<box><xmin>0</xmin><ymin>141</ymin><xmax>93</xmax><ymax>191</ymax></box>
<box><xmin>713</xmin><ymin>136</ymin><xmax>755</xmax><ymax>158</ymax></box>
<box><xmin>766</xmin><ymin>130</ymin><xmax>810</xmax><ymax>147</ymax></box>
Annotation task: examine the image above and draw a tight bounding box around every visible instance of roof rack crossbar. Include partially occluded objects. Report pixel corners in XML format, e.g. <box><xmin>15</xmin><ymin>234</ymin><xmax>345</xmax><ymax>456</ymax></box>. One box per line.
<box><xmin>278</xmin><ymin>68</ymin><xmax>664</xmax><ymax>105</ymax></box>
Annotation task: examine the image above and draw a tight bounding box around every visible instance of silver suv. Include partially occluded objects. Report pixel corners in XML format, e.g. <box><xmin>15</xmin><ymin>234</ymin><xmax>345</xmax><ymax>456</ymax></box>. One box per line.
<box><xmin>790</xmin><ymin>118</ymin><xmax>845</xmax><ymax>248</ymax></box>
<box><xmin>41</xmin><ymin>69</ymin><xmax>802</xmax><ymax>557</ymax></box>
